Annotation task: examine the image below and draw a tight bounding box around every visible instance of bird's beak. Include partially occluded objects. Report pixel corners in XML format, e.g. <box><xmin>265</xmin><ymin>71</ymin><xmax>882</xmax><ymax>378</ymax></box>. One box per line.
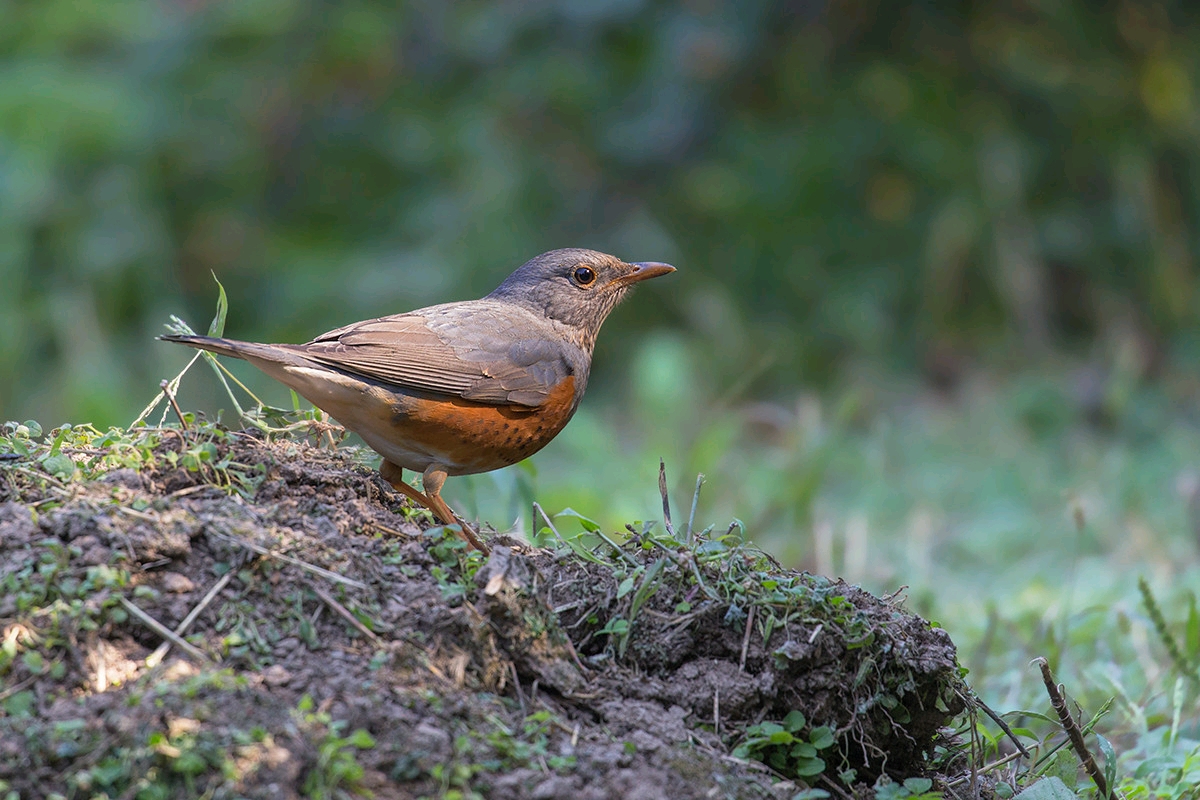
<box><xmin>618</xmin><ymin>262</ymin><xmax>676</xmax><ymax>285</ymax></box>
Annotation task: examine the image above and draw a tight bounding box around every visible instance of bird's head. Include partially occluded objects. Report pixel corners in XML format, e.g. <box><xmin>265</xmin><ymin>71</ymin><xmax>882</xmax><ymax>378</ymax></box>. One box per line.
<box><xmin>488</xmin><ymin>248</ymin><xmax>675</xmax><ymax>344</ymax></box>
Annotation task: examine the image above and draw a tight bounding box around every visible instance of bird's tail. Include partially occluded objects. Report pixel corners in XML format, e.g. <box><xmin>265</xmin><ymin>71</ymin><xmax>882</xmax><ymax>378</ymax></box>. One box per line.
<box><xmin>158</xmin><ymin>334</ymin><xmax>306</xmax><ymax>366</ymax></box>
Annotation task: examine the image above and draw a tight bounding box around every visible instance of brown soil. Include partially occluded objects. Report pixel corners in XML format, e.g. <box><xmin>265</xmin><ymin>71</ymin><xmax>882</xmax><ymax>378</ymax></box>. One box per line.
<box><xmin>0</xmin><ymin>425</ymin><xmax>976</xmax><ymax>799</ymax></box>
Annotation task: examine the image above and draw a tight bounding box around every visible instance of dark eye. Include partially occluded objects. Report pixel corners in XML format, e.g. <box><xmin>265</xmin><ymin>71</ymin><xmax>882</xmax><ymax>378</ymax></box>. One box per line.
<box><xmin>573</xmin><ymin>266</ymin><xmax>596</xmax><ymax>286</ymax></box>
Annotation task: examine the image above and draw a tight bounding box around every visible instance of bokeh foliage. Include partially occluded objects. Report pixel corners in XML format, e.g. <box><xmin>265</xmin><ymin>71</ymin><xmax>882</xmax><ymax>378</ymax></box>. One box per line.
<box><xmin>3</xmin><ymin>0</ymin><xmax>1200</xmax><ymax>424</ymax></box>
<box><xmin>6</xmin><ymin>5</ymin><xmax>1200</xmax><ymax>784</ymax></box>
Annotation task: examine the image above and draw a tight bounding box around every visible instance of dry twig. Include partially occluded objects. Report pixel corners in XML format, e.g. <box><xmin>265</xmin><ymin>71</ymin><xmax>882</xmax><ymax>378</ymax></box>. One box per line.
<box><xmin>146</xmin><ymin>570</ymin><xmax>235</xmax><ymax>668</ymax></box>
<box><xmin>159</xmin><ymin>379</ymin><xmax>190</xmax><ymax>430</ymax></box>
<box><xmin>119</xmin><ymin>597</ymin><xmax>210</xmax><ymax>664</ymax></box>
<box><xmin>1034</xmin><ymin>657</ymin><xmax>1109</xmax><ymax>799</ymax></box>
<box><xmin>739</xmin><ymin>604</ymin><xmax>756</xmax><ymax>672</ymax></box>
<box><xmin>308</xmin><ymin>582</ymin><xmax>384</xmax><ymax>647</ymax></box>
<box><xmin>658</xmin><ymin>459</ymin><xmax>675</xmax><ymax>537</ymax></box>
<box><xmin>207</xmin><ymin>528</ymin><xmax>368</xmax><ymax>589</ymax></box>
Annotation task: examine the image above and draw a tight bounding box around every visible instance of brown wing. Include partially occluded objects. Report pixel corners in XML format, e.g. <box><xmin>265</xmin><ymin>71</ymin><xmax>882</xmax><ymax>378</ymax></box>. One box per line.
<box><xmin>290</xmin><ymin>301</ymin><xmax>575</xmax><ymax>408</ymax></box>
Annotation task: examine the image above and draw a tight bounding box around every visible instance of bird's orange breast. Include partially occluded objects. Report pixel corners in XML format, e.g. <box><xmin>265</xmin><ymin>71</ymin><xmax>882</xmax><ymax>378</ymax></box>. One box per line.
<box><xmin>385</xmin><ymin>376</ymin><xmax>579</xmax><ymax>475</ymax></box>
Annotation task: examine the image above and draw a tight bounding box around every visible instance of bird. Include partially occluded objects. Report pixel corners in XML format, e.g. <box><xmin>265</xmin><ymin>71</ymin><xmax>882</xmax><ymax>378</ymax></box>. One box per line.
<box><xmin>161</xmin><ymin>248</ymin><xmax>676</xmax><ymax>553</ymax></box>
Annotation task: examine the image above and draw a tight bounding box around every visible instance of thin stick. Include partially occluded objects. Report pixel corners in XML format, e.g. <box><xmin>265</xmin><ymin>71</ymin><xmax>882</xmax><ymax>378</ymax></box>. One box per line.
<box><xmin>978</xmin><ymin>696</ymin><xmax>1031</xmax><ymax>758</ymax></box>
<box><xmin>207</xmin><ymin>529</ymin><xmax>367</xmax><ymax>589</ymax></box>
<box><xmin>713</xmin><ymin>687</ymin><xmax>720</xmax><ymax>738</ymax></box>
<box><xmin>686</xmin><ymin>473</ymin><xmax>705</xmax><ymax>544</ymax></box>
<box><xmin>946</xmin><ymin>749</ymin><xmax>1026</xmax><ymax>788</ymax></box>
<box><xmin>532</xmin><ymin>502</ymin><xmax>562</xmax><ymax>541</ymax></box>
<box><xmin>971</xmin><ymin>704</ymin><xmax>980</xmax><ymax>800</ymax></box>
<box><xmin>119</xmin><ymin>597</ymin><xmax>210</xmax><ymax>664</ymax></box>
<box><xmin>600</xmin><ymin>526</ymin><xmax>638</xmax><ymax>567</ymax></box>
<box><xmin>133</xmin><ymin>351</ymin><xmax>202</xmax><ymax>427</ymax></box>
<box><xmin>0</xmin><ymin>672</ymin><xmax>39</xmax><ymax>702</ymax></box>
<box><xmin>212</xmin><ymin>357</ymin><xmax>267</xmax><ymax>409</ymax></box>
<box><xmin>146</xmin><ymin>571</ymin><xmax>235</xmax><ymax>668</ymax></box>
<box><xmin>658</xmin><ymin>459</ymin><xmax>675</xmax><ymax>538</ymax></box>
<box><xmin>309</xmin><ymin>583</ymin><xmax>384</xmax><ymax>647</ymax></box>
<box><xmin>115</xmin><ymin>505</ymin><xmax>159</xmax><ymax>523</ymax></box>
<box><xmin>816</xmin><ymin>774</ymin><xmax>855</xmax><ymax>800</ymax></box>
<box><xmin>510</xmin><ymin>662</ymin><xmax>527</xmax><ymax>715</ymax></box>
<box><xmin>203</xmin><ymin>354</ymin><xmax>251</xmax><ymax>422</ymax></box>
<box><xmin>1034</xmin><ymin>657</ymin><xmax>1109</xmax><ymax>798</ymax></box>
<box><xmin>159</xmin><ymin>380</ymin><xmax>190</xmax><ymax>430</ymax></box>
<box><xmin>739</xmin><ymin>604</ymin><xmax>756</xmax><ymax>673</ymax></box>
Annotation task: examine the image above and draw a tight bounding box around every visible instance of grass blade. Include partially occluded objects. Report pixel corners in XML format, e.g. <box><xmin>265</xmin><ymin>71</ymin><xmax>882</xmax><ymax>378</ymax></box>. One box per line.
<box><xmin>208</xmin><ymin>272</ymin><xmax>228</xmax><ymax>337</ymax></box>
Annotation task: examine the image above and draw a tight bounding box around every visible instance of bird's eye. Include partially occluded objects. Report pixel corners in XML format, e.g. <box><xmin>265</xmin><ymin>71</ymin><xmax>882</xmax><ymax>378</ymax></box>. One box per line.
<box><xmin>573</xmin><ymin>266</ymin><xmax>597</xmax><ymax>286</ymax></box>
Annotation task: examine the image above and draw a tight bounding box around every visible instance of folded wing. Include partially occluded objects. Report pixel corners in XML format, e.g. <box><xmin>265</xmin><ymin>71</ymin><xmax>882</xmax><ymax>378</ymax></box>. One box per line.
<box><xmin>292</xmin><ymin>302</ymin><xmax>574</xmax><ymax>408</ymax></box>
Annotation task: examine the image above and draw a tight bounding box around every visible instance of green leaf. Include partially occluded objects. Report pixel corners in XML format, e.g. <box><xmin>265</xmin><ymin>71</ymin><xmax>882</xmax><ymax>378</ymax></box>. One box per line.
<box><xmin>3</xmin><ymin>690</ymin><xmax>35</xmax><ymax>717</ymax></box>
<box><xmin>809</xmin><ymin>726</ymin><xmax>835</xmax><ymax>750</ymax></box>
<box><xmin>790</xmin><ymin>791</ymin><xmax>830</xmax><ymax>800</ymax></box>
<box><xmin>1012</xmin><ymin>777</ymin><xmax>1078</xmax><ymax>800</ymax></box>
<box><xmin>1041</xmin><ymin>750</ymin><xmax>1077</xmax><ymax>789</ymax></box>
<box><xmin>173</xmin><ymin>751</ymin><xmax>208</xmax><ymax>776</ymax></box>
<box><xmin>793</xmin><ymin>756</ymin><xmax>825</xmax><ymax>777</ymax></box>
<box><xmin>783</xmin><ymin>709</ymin><xmax>807</xmax><ymax>731</ymax></box>
<box><xmin>348</xmin><ymin>729</ymin><xmax>376</xmax><ymax>748</ymax></box>
<box><xmin>628</xmin><ymin>558</ymin><xmax>665</xmax><ymax>623</ymax></box>
<box><xmin>208</xmin><ymin>273</ymin><xmax>229</xmax><ymax>337</ymax></box>
<box><xmin>47</xmin><ymin>424</ymin><xmax>71</xmax><ymax>455</ymax></box>
<box><xmin>598</xmin><ymin>618</ymin><xmax>628</xmax><ymax>636</ymax></box>
<box><xmin>556</xmin><ymin>508</ymin><xmax>601</xmax><ymax>533</ymax></box>
<box><xmin>902</xmin><ymin>778</ymin><xmax>932</xmax><ymax>794</ymax></box>
<box><xmin>790</xmin><ymin>741</ymin><xmax>817</xmax><ymax>758</ymax></box>
<box><xmin>41</xmin><ymin>453</ymin><xmax>76</xmax><ymax>478</ymax></box>
<box><xmin>1095</xmin><ymin>733</ymin><xmax>1117</xmax><ymax>794</ymax></box>
<box><xmin>550</xmin><ymin>530</ymin><xmax>608</xmax><ymax>565</ymax></box>
<box><xmin>21</xmin><ymin>651</ymin><xmax>45</xmax><ymax>674</ymax></box>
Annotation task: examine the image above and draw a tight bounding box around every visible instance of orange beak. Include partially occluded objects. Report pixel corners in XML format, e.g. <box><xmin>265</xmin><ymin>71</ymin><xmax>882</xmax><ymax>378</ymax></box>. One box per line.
<box><xmin>619</xmin><ymin>262</ymin><xmax>677</xmax><ymax>285</ymax></box>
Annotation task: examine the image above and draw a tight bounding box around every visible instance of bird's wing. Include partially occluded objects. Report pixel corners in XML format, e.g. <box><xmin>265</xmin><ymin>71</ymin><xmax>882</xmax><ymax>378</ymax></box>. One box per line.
<box><xmin>292</xmin><ymin>302</ymin><xmax>575</xmax><ymax>408</ymax></box>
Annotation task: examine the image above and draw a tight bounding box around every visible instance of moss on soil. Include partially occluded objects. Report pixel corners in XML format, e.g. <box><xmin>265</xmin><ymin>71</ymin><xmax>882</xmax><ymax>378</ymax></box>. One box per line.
<box><xmin>0</xmin><ymin>420</ymin><xmax>981</xmax><ymax>799</ymax></box>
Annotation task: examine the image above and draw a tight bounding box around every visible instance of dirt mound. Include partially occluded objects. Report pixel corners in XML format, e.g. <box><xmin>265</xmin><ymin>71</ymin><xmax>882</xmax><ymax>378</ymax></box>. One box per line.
<box><xmin>0</xmin><ymin>421</ymin><xmax>973</xmax><ymax>798</ymax></box>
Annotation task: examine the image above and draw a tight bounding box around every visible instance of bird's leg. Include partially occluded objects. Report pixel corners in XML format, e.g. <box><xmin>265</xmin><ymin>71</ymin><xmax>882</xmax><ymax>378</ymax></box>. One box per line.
<box><xmin>379</xmin><ymin>460</ymin><xmax>435</xmax><ymax>507</ymax></box>
<box><xmin>378</xmin><ymin>461</ymin><xmax>490</xmax><ymax>554</ymax></box>
<box><xmin>420</xmin><ymin>466</ymin><xmax>491</xmax><ymax>554</ymax></box>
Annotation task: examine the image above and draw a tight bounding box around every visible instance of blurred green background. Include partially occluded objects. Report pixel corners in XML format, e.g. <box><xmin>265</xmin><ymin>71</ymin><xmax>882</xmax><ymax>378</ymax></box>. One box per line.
<box><xmin>5</xmin><ymin>0</ymin><xmax>1200</xmax><ymax>730</ymax></box>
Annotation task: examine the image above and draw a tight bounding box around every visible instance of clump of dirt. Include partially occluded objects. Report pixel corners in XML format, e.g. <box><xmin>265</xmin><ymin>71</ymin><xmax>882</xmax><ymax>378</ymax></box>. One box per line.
<box><xmin>0</xmin><ymin>422</ymin><xmax>976</xmax><ymax>799</ymax></box>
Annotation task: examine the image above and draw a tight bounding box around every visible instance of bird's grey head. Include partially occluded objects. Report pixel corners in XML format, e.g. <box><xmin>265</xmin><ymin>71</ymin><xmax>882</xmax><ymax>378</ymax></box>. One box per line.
<box><xmin>487</xmin><ymin>248</ymin><xmax>675</xmax><ymax>342</ymax></box>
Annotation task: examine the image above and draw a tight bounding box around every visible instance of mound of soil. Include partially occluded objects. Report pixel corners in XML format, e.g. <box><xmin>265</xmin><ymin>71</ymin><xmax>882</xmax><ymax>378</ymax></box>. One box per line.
<box><xmin>0</xmin><ymin>423</ymin><xmax>972</xmax><ymax>799</ymax></box>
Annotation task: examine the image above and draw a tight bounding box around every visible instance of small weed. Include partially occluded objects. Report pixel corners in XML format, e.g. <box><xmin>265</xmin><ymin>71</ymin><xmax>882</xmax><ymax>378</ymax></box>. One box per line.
<box><xmin>428</xmin><ymin>733</ymin><xmax>485</xmax><ymax>800</ymax></box>
<box><xmin>732</xmin><ymin>710</ymin><xmax>835</xmax><ymax>781</ymax></box>
<box><xmin>0</xmin><ymin>416</ymin><xmax>266</xmax><ymax>501</ymax></box>
<box><xmin>479</xmin><ymin>710</ymin><xmax>575</xmax><ymax>773</ymax></box>
<box><xmin>427</xmin><ymin>526</ymin><xmax>486</xmax><ymax>604</ymax></box>
<box><xmin>871</xmin><ymin>776</ymin><xmax>941</xmax><ymax>800</ymax></box>
<box><xmin>294</xmin><ymin>694</ymin><xmax>376</xmax><ymax>799</ymax></box>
